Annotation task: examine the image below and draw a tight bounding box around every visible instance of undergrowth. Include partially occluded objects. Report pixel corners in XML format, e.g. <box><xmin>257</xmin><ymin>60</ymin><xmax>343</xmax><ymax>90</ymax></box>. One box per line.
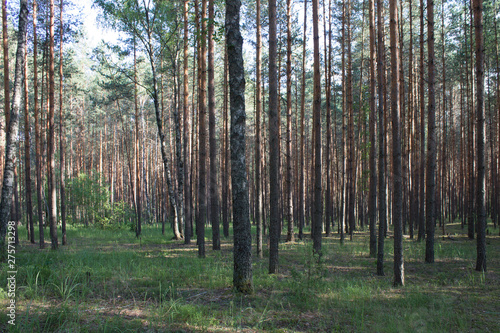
<box><xmin>0</xmin><ymin>223</ymin><xmax>498</xmax><ymax>332</ymax></box>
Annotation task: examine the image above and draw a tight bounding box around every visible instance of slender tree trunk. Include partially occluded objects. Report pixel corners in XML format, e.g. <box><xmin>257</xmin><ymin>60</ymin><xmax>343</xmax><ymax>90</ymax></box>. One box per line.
<box><xmin>2</xmin><ymin>0</ymin><xmax>10</xmax><ymax>145</ymax></box>
<box><xmin>208</xmin><ymin>0</ymin><xmax>219</xmax><ymax>250</ymax></box>
<box><xmin>473</xmin><ymin>0</ymin><xmax>486</xmax><ymax>272</ymax></box>
<box><xmin>390</xmin><ymin>0</ymin><xmax>404</xmax><ymax>286</ymax></box>
<box><xmin>368</xmin><ymin>0</ymin><xmax>377</xmax><ymax>257</ymax></box>
<box><xmin>33</xmin><ymin>0</ymin><xmax>44</xmax><ymax>248</ymax></box>
<box><xmin>0</xmin><ymin>0</ymin><xmax>27</xmax><ymax>259</ymax></box>
<box><xmin>255</xmin><ymin>0</ymin><xmax>263</xmax><ymax>257</ymax></box>
<box><xmin>418</xmin><ymin>0</ymin><xmax>426</xmax><ymax>242</ymax></box>
<box><xmin>312</xmin><ymin>0</ymin><xmax>322</xmax><ymax>256</ymax></box>
<box><xmin>24</xmin><ymin>37</ymin><xmax>34</xmax><ymax>244</ymax></box>
<box><xmin>298</xmin><ymin>0</ymin><xmax>307</xmax><ymax>241</ymax></box>
<box><xmin>376</xmin><ymin>0</ymin><xmax>387</xmax><ymax>276</ymax></box>
<box><xmin>197</xmin><ymin>0</ymin><xmax>207</xmax><ymax>257</ymax></box>
<box><xmin>48</xmin><ymin>0</ymin><xmax>58</xmax><ymax>250</ymax></box>
<box><xmin>425</xmin><ymin>0</ymin><xmax>436</xmax><ymax>264</ymax></box>
<box><xmin>269</xmin><ymin>0</ymin><xmax>280</xmax><ymax>274</ymax></box>
<box><xmin>285</xmin><ymin>0</ymin><xmax>294</xmax><ymax>242</ymax></box>
<box><xmin>59</xmin><ymin>0</ymin><xmax>66</xmax><ymax>245</ymax></box>
<box><xmin>226</xmin><ymin>0</ymin><xmax>253</xmax><ymax>294</ymax></box>
<box><xmin>183</xmin><ymin>0</ymin><xmax>192</xmax><ymax>244</ymax></box>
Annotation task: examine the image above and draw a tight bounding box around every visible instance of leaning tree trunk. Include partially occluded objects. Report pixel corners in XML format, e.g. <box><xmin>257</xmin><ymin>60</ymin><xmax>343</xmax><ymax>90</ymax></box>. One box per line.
<box><xmin>226</xmin><ymin>0</ymin><xmax>253</xmax><ymax>294</ymax></box>
<box><xmin>0</xmin><ymin>0</ymin><xmax>28</xmax><ymax>260</ymax></box>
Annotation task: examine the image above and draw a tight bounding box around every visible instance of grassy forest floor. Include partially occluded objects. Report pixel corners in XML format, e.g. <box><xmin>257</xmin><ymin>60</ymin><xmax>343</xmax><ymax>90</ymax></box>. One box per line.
<box><xmin>1</xmin><ymin>222</ymin><xmax>499</xmax><ymax>332</ymax></box>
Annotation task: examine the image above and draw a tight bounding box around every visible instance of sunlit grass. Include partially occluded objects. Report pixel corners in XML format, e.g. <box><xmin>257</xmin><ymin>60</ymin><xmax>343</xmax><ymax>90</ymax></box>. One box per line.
<box><xmin>1</xmin><ymin>222</ymin><xmax>499</xmax><ymax>332</ymax></box>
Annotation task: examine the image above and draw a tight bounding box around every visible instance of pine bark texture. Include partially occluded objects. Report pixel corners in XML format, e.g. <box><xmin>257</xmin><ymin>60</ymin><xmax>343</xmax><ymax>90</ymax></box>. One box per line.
<box><xmin>0</xmin><ymin>0</ymin><xmax>28</xmax><ymax>259</ymax></box>
<box><xmin>473</xmin><ymin>0</ymin><xmax>486</xmax><ymax>272</ymax></box>
<box><xmin>226</xmin><ymin>0</ymin><xmax>253</xmax><ymax>294</ymax></box>
<box><xmin>268</xmin><ymin>0</ymin><xmax>280</xmax><ymax>274</ymax></box>
<box><xmin>390</xmin><ymin>0</ymin><xmax>404</xmax><ymax>286</ymax></box>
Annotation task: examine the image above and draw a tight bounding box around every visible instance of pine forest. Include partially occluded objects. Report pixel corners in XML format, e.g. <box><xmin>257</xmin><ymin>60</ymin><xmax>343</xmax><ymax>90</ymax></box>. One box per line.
<box><xmin>0</xmin><ymin>0</ymin><xmax>499</xmax><ymax>331</ymax></box>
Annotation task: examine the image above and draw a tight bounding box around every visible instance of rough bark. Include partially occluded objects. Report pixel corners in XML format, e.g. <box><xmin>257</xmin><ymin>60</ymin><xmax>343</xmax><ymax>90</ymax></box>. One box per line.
<box><xmin>473</xmin><ymin>0</ymin><xmax>486</xmax><ymax>272</ymax></box>
<box><xmin>255</xmin><ymin>0</ymin><xmax>263</xmax><ymax>257</ymax></box>
<box><xmin>285</xmin><ymin>0</ymin><xmax>294</xmax><ymax>243</ymax></box>
<box><xmin>269</xmin><ymin>0</ymin><xmax>280</xmax><ymax>274</ymax></box>
<box><xmin>208</xmin><ymin>0</ymin><xmax>220</xmax><ymax>250</ymax></box>
<box><xmin>183</xmin><ymin>0</ymin><xmax>192</xmax><ymax>244</ymax></box>
<box><xmin>0</xmin><ymin>0</ymin><xmax>27</xmax><ymax>259</ymax></box>
<box><xmin>390</xmin><ymin>0</ymin><xmax>404</xmax><ymax>286</ymax></box>
<box><xmin>376</xmin><ymin>0</ymin><xmax>387</xmax><ymax>276</ymax></box>
<box><xmin>48</xmin><ymin>0</ymin><xmax>58</xmax><ymax>250</ymax></box>
<box><xmin>368</xmin><ymin>0</ymin><xmax>377</xmax><ymax>257</ymax></box>
<box><xmin>226</xmin><ymin>0</ymin><xmax>253</xmax><ymax>294</ymax></box>
<box><xmin>425</xmin><ymin>0</ymin><xmax>436</xmax><ymax>264</ymax></box>
<box><xmin>59</xmin><ymin>0</ymin><xmax>66</xmax><ymax>245</ymax></box>
<box><xmin>312</xmin><ymin>0</ymin><xmax>322</xmax><ymax>256</ymax></box>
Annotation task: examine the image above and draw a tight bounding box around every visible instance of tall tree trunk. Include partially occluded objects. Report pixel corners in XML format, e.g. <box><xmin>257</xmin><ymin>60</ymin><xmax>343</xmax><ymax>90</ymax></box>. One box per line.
<box><xmin>269</xmin><ymin>0</ymin><xmax>280</xmax><ymax>274</ymax></box>
<box><xmin>346</xmin><ymin>0</ymin><xmax>355</xmax><ymax>240</ymax></box>
<box><xmin>298</xmin><ymin>0</ymin><xmax>307</xmax><ymax>241</ymax></box>
<box><xmin>33</xmin><ymin>0</ymin><xmax>44</xmax><ymax>248</ymax></box>
<box><xmin>197</xmin><ymin>0</ymin><xmax>207</xmax><ymax>257</ymax></box>
<box><xmin>255</xmin><ymin>0</ymin><xmax>263</xmax><ymax>257</ymax></box>
<box><xmin>390</xmin><ymin>0</ymin><xmax>404</xmax><ymax>286</ymax></box>
<box><xmin>368</xmin><ymin>0</ymin><xmax>377</xmax><ymax>257</ymax></box>
<box><xmin>59</xmin><ymin>0</ymin><xmax>66</xmax><ymax>245</ymax></box>
<box><xmin>48</xmin><ymin>0</ymin><xmax>58</xmax><ymax>250</ymax></box>
<box><xmin>425</xmin><ymin>0</ymin><xmax>436</xmax><ymax>264</ymax></box>
<box><xmin>226</xmin><ymin>0</ymin><xmax>253</xmax><ymax>294</ymax></box>
<box><xmin>2</xmin><ymin>0</ymin><xmax>10</xmax><ymax>148</ymax></box>
<box><xmin>134</xmin><ymin>38</ymin><xmax>142</xmax><ymax>238</ymax></box>
<box><xmin>285</xmin><ymin>0</ymin><xmax>294</xmax><ymax>242</ymax></box>
<box><xmin>376</xmin><ymin>0</ymin><xmax>387</xmax><ymax>276</ymax></box>
<box><xmin>473</xmin><ymin>0</ymin><xmax>486</xmax><ymax>272</ymax></box>
<box><xmin>312</xmin><ymin>0</ymin><xmax>322</xmax><ymax>256</ymax></box>
<box><xmin>183</xmin><ymin>0</ymin><xmax>192</xmax><ymax>244</ymax></box>
<box><xmin>208</xmin><ymin>0</ymin><xmax>219</xmax><ymax>250</ymax></box>
<box><xmin>24</xmin><ymin>37</ymin><xmax>34</xmax><ymax>244</ymax></box>
<box><xmin>418</xmin><ymin>0</ymin><xmax>426</xmax><ymax>242</ymax></box>
<box><xmin>0</xmin><ymin>0</ymin><xmax>27</xmax><ymax>259</ymax></box>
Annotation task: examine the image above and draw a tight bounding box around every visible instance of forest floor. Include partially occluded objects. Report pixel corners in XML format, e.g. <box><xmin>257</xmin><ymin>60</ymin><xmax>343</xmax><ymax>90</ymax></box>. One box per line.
<box><xmin>1</xmin><ymin>221</ymin><xmax>499</xmax><ymax>332</ymax></box>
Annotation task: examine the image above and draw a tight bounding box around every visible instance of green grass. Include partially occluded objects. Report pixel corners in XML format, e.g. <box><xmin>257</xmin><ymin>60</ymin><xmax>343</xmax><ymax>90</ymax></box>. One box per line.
<box><xmin>1</xmin><ymin>222</ymin><xmax>499</xmax><ymax>332</ymax></box>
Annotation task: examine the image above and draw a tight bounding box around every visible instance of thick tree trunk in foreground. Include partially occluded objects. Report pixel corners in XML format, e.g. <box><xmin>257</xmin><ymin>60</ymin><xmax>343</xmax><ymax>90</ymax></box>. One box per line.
<box><xmin>226</xmin><ymin>0</ymin><xmax>253</xmax><ymax>294</ymax></box>
<box><xmin>0</xmin><ymin>0</ymin><xmax>28</xmax><ymax>260</ymax></box>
